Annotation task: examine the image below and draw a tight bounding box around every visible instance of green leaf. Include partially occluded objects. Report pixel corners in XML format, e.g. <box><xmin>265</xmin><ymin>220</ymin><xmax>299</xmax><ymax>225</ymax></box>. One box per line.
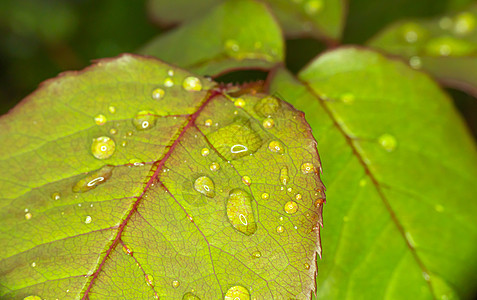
<box><xmin>368</xmin><ymin>4</ymin><xmax>477</xmax><ymax>97</ymax></box>
<box><xmin>140</xmin><ymin>0</ymin><xmax>284</xmax><ymax>77</ymax></box>
<box><xmin>0</xmin><ymin>54</ymin><xmax>325</xmax><ymax>299</ymax></box>
<box><xmin>268</xmin><ymin>47</ymin><xmax>477</xmax><ymax>299</ymax></box>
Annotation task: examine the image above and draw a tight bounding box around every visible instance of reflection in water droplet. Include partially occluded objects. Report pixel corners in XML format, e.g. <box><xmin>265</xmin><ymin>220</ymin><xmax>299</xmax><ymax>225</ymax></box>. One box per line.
<box><xmin>209</xmin><ymin>162</ymin><xmax>220</xmax><ymax>171</ymax></box>
<box><xmin>25</xmin><ymin>212</ymin><xmax>32</xmax><ymax>220</ymax></box>
<box><xmin>122</xmin><ymin>244</ymin><xmax>133</xmax><ymax>256</ymax></box>
<box><xmin>301</xmin><ymin>162</ymin><xmax>314</xmax><ymax>174</ymax></box>
<box><xmin>304</xmin><ymin>0</ymin><xmax>323</xmax><ymax>15</ymax></box>
<box><xmin>276</xmin><ymin>225</ymin><xmax>284</xmax><ymax>234</ymax></box>
<box><xmin>295</xmin><ymin>194</ymin><xmax>302</xmax><ymax>201</ymax></box>
<box><xmin>85</xmin><ymin>216</ymin><xmax>92</xmax><ymax>224</ymax></box>
<box><xmin>454</xmin><ymin>12</ymin><xmax>476</xmax><ymax>35</ymax></box>
<box><xmin>152</xmin><ymin>88</ymin><xmax>165</xmax><ymax>100</ymax></box>
<box><xmin>31</xmin><ymin>262</ymin><xmax>36</xmax><ymax>267</ymax></box>
<box><xmin>51</xmin><ymin>192</ymin><xmax>61</xmax><ymax>201</ymax></box>
<box><xmin>194</xmin><ymin>176</ymin><xmax>215</xmax><ymax>198</ymax></box>
<box><xmin>133</xmin><ymin>110</ymin><xmax>157</xmax><ymax>130</ymax></box>
<box><xmin>254</xmin><ymin>96</ymin><xmax>280</xmax><ymax>117</ymax></box>
<box><xmin>241</xmin><ymin>176</ymin><xmax>251</xmax><ymax>186</ymax></box>
<box><xmin>224</xmin><ymin>285</ymin><xmax>250</xmax><ymax>300</ymax></box>
<box><xmin>204</xmin><ymin>119</ymin><xmax>213</xmax><ymax>127</ymax></box>
<box><xmin>226</xmin><ymin>189</ymin><xmax>257</xmax><ymax>235</ymax></box>
<box><xmin>280</xmin><ymin>167</ymin><xmax>289</xmax><ymax>185</ymax></box>
<box><xmin>378</xmin><ymin>134</ymin><xmax>397</xmax><ymax>151</ymax></box>
<box><xmin>252</xmin><ymin>250</ymin><xmax>261</xmax><ymax>258</ymax></box>
<box><xmin>183</xmin><ymin>292</ymin><xmax>201</xmax><ymax>300</ymax></box>
<box><xmin>183</xmin><ymin>76</ymin><xmax>202</xmax><ymax>91</ymax></box>
<box><xmin>284</xmin><ymin>201</ymin><xmax>298</xmax><ymax>214</ymax></box>
<box><xmin>201</xmin><ymin>148</ymin><xmax>210</xmax><ymax>157</ymax></box>
<box><xmin>172</xmin><ymin>280</ymin><xmax>180</xmax><ymax>288</ymax></box>
<box><xmin>262</xmin><ymin>118</ymin><xmax>274</xmax><ymax>129</ymax></box>
<box><xmin>261</xmin><ymin>193</ymin><xmax>269</xmax><ymax>200</ymax></box>
<box><xmin>91</xmin><ymin>136</ymin><xmax>115</xmax><ymax>160</ymax></box>
<box><xmin>94</xmin><ymin>114</ymin><xmax>107</xmax><ymax>125</ymax></box>
<box><xmin>73</xmin><ymin>165</ymin><xmax>114</xmax><ymax>193</ymax></box>
<box><xmin>164</xmin><ymin>77</ymin><xmax>174</xmax><ymax>87</ymax></box>
<box><xmin>234</xmin><ymin>98</ymin><xmax>246</xmax><ymax>108</ymax></box>
<box><xmin>145</xmin><ymin>274</ymin><xmax>154</xmax><ymax>287</ymax></box>
<box><xmin>268</xmin><ymin>141</ymin><xmax>284</xmax><ymax>154</ymax></box>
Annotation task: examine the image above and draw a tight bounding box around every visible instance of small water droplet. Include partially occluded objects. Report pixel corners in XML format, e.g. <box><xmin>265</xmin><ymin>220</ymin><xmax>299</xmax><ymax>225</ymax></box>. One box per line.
<box><xmin>126</xmin><ymin>131</ymin><xmax>133</xmax><ymax>137</ymax></box>
<box><xmin>287</xmin><ymin>187</ymin><xmax>292</xmax><ymax>193</ymax></box>
<box><xmin>145</xmin><ymin>274</ymin><xmax>154</xmax><ymax>287</ymax></box>
<box><xmin>51</xmin><ymin>192</ymin><xmax>61</xmax><ymax>201</ymax></box>
<box><xmin>226</xmin><ymin>189</ymin><xmax>257</xmax><ymax>235</ymax></box>
<box><xmin>73</xmin><ymin>165</ymin><xmax>114</xmax><ymax>193</ymax></box>
<box><xmin>304</xmin><ymin>0</ymin><xmax>323</xmax><ymax>15</ymax></box>
<box><xmin>401</xmin><ymin>22</ymin><xmax>427</xmax><ymax>43</ymax></box>
<box><xmin>183</xmin><ymin>292</ymin><xmax>201</xmax><ymax>300</ymax></box>
<box><xmin>252</xmin><ymin>250</ymin><xmax>261</xmax><ymax>258</ymax></box>
<box><xmin>268</xmin><ymin>141</ymin><xmax>284</xmax><ymax>154</ymax></box>
<box><xmin>133</xmin><ymin>110</ymin><xmax>157</xmax><ymax>130</ymax></box>
<box><xmin>31</xmin><ymin>262</ymin><xmax>36</xmax><ymax>267</ymax></box>
<box><xmin>234</xmin><ymin>98</ymin><xmax>246</xmax><ymax>108</ymax></box>
<box><xmin>182</xmin><ymin>76</ymin><xmax>202</xmax><ymax>92</ymax></box>
<box><xmin>152</xmin><ymin>88</ymin><xmax>165</xmax><ymax>100</ymax></box>
<box><xmin>295</xmin><ymin>194</ymin><xmax>302</xmax><ymax>201</ymax></box>
<box><xmin>91</xmin><ymin>136</ymin><xmax>115</xmax><ymax>160</ymax></box>
<box><xmin>378</xmin><ymin>134</ymin><xmax>397</xmax><ymax>151</ymax></box>
<box><xmin>279</xmin><ymin>166</ymin><xmax>289</xmax><ymax>186</ymax></box>
<box><xmin>108</xmin><ymin>106</ymin><xmax>116</xmax><ymax>114</ymax></box>
<box><xmin>254</xmin><ymin>96</ymin><xmax>280</xmax><ymax>117</ymax></box>
<box><xmin>94</xmin><ymin>114</ymin><xmax>107</xmax><ymax>125</ymax></box>
<box><xmin>314</xmin><ymin>198</ymin><xmax>325</xmax><ymax>208</ymax></box>
<box><xmin>25</xmin><ymin>212</ymin><xmax>32</xmax><ymax>220</ymax></box>
<box><xmin>121</xmin><ymin>141</ymin><xmax>127</xmax><ymax>147</ymax></box>
<box><xmin>261</xmin><ymin>193</ymin><xmax>269</xmax><ymax>200</ymax></box>
<box><xmin>340</xmin><ymin>93</ymin><xmax>355</xmax><ymax>104</ymax></box>
<box><xmin>122</xmin><ymin>244</ymin><xmax>133</xmax><ymax>256</ymax></box>
<box><xmin>194</xmin><ymin>176</ymin><xmax>215</xmax><ymax>198</ymax></box>
<box><xmin>422</xmin><ymin>272</ymin><xmax>431</xmax><ymax>281</ymax></box>
<box><xmin>204</xmin><ymin>119</ymin><xmax>213</xmax><ymax>127</ymax></box>
<box><xmin>164</xmin><ymin>77</ymin><xmax>174</xmax><ymax>87</ymax></box>
<box><xmin>409</xmin><ymin>56</ymin><xmax>422</xmax><ymax>69</ymax></box>
<box><xmin>201</xmin><ymin>148</ymin><xmax>210</xmax><ymax>157</ymax></box>
<box><xmin>172</xmin><ymin>280</ymin><xmax>180</xmax><ymax>288</ymax></box>
<box><xmin>301</xmin><ymin>162</ymin><xmax>314</xmax><ymax>174</ymax></box>
<box><xmin>284</xmin><ymin>201</ymin><xmax>298</xmax><ymax>214</ymax></box>
<box><xmin>167</xmin><ymin>69</ymin><xmax>174</xmax><ymax>76</ymax></box>
<box><xmin>262</xmin><ymin>118</ymin><xmax>274</xmax><ymax>129</ymax></box>
<box><xmin>276</xmin><ymin>225</ymin><xmax>284</xmax><ymax>234</ymax></box>
<box><xmin>84</xmin><ymin>216</ymin><xmax>92</xmax><ymax>224</ymax></box>
<box><xmin>453</xmin><ymin>12</ymin><xmax>476</xmax><ymax>35</ymax></box>
<box><xmin>109</xmin><ymin>128</ymin><xmax>118</xmax><ymax>135</ymax></box>
<box><xmin>224</xmin><ymin>39</ymin><xmax>240</xmax><ymax>53</ymax></box>
<box><xmin>241</xmin><ymin>176</ymin><xmax>251</xmax><ymax>186</ymax></box>
<box><xmin>231</xmin><ymin>144</ymin><xmax>248</xmax><ymax>154</ymax></box>
<box><xmin>209</xmin><ymin>162</ymin><xmax>220</xmax><ymax>171</ymax></box>
<box><xmin>224</xmin><ymin>285</ymin><xmax>250</xmax><ymax>300</ymax></box>
<box><xmin>304</xmin><ymin>263</ymin><xmax>310</xmax><ymax>270</ymax></box>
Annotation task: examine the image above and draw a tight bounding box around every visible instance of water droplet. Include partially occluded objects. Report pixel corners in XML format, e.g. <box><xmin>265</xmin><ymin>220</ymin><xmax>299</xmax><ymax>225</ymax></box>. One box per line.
<box><xmin>284</xmin><ymin>201</ymin><xmax>298</xmax><ymax>214</ymax></box>
<box><xmin>204</xmin><ymin>119</ymin><xmax>213</xmax><ymax>127</ymax></box>
<box><xmin>268</xmin><ymin>141</ymin><xmax>284</xmax><ymax>154</ymax></box>
<box><xmin>164</xmin><ymin>77</ymin><xmax>174</xmax><ymax>87</ymax></box>
<box><xmin>194</xmin><ymin>176</ymin><xmax>215</xmax><ymax>198</ymax></box>
<box><xmin>314</xmin><ymin>198</ymin><xmax>325</xmax><ymax>208</ymax></box>
<box><xmin>31</xmin><ymin>262</ymin><xmax>36</xmax><ymax>267</ymax></box>
<box><xmin>280</xmin><ymin>167</ymin><xmax>289</xmax><ymax>185</ymax></box>
<box><xmin>252</xmin><ymin>250</ymin><xmax>261</xmax><ymax>258</ymax></box>
<box><xmin>183</xmin><ymin>292</ymin><xmax>201</xmax><ymax>300</ymax></box>
<box><xmin>241</xmin><ymin>176</ymin><xmax>251</xmax><ymax>186</ymax></box>
<box><xmin>340</xmin><ymin>93</ymin><xmax>355</xmax><ymax>104</ymax></box>
<box><xmin>152</xmin><ymin>88</ymin><xmax>165</xmax><ymax>100</ymax></box>
<box><xmin>84</xmin><ymin>216</ymin><xmax>92</xmax><ymax>224</ymax></box>
<box><xmin>226</xmin><ymin>189</ymin><xmax>257</xmax><ymax>235</ymax></box>
<box><xmin>183</xmin><ymin>76</ymin><xmax>202</xmax><ymax>91</ymax></box>
<box><xmin>409</xmin><ymin>56</ymin><xmax>422</xmax><ymax>69</ymax></box>
<box><xmin>224</xmin><ymin>39</ymin><xmax>240</xmax><ymax>53</ymax></box>
<box><xmin>261</xmin><ymin>193</ymin><xmax>269</xmax><ymax>200</ymax></box>
<box><xmin>94</xmin><ymin>114</ymin><xmax>107</xmax><ymax>125</ymax></box>
<box><xmin>201</xmin><ymin>148</ymin><xmax>210</xmax><ymax>157</ymax></box>
<box><xmin>122</xmin><ymin>244</ymin><xmax>133</xmax><ymax>256</ymax></box>
<box><xmin>91</xmin><ymin>136</ymin><xmax>115</xmax><ymax>160</ymax></box>
<box><xmin>167</xmin><ymin>69</ymin><xmax>174</xmax><ymax>76</ymax></box>
<box><xmin>378</xmin><ymin>134</ymin><xmax>397</xmax><ymax>151</ymax></box>
<box><xmin>132</xmin><ymin>110</ymin><xmax>157</xmax><ymax>130</ymax></box>
<box><xmin>301</xmin><ymin>162</ymin><xmax>314</xmax><ymax>174</ymax></box>
<box><xmin>425</xmin><ymin>36</ymin><xmax>476</xmax><ymax>57</ymax></box>
<box><xmin>209</xmin><ymin>162</ymin><xmax>220</xmax><ymax>171</ymax></box>
<box><xmin>108</xmin><ymin>106</ymin><xmax>116</xmax><ymax>114</ymax></box>
<box><xmin>401</xmin><ymin>22</ymin><xmax>427</xmax><ymax>43</ymax></box>
<box><xmin>287</xmin><ymin>187</ymin><xmax>293</xmax><ymax>193</ymax></box>
<box><xmin>73</xmin><ymin>165</ymin><xmax>114</xmax><ymax>193</ymax></box>
<box><xmin>121</xmin><ymin>141</ymin><xmax>127</xmax><ymax>147</ymax></box>
<box><xmin>304</xmin><ymin>263</ymin><xmax>310</xmax><ymax>269</ymax></box>
<box><xmin>109</xmin><ymin>128</ymin><xmax>118</xmax><ymax>135</ymax></box>
<box><xmin>224</xmin><ymin>285</ymin><xmax>250</xmax><ymax>300</ymax></box>
<box><xmin>254</xmin><ymin>96</ymin><xmax>280</xmax><ymax>117</ymax></box>
<box><xmin>25</xmin><ymin>212</ymin><xmax>32</xmax><ymax>220</ymax></box>
<box><xmin>276</xmin><ymin>225</ymin><xmax>284</xmax><ymax>234</ymax></box>
<box><xmin>304</xmin><ymin>0</ymin><xmax>323</xmax><ymax>15</ymax></box>
<box><xmin>454</xmin><ymin>12</ymin><xmax>476</xmax><ymax>35</ymax></box>
<box><xmin>172</xmin><ymin>280</ymin><xmax>180</xmax><ymax>288</ymax></box>
<box><xmin>262</xmin><ymin>118</ymin><xmax>274</xmax><ymax>129</ymax></box>
<box><xmin>145</xmin><ymin>274</ymin><xmax>154</xmax><ymax>287</ymax></box>
<box><xmin>51</xmin><ymin>192</ymin><xmax>61</xmax><ymax>201</ymax></box>
<box><xmin>234</xmin><ymin>98</ymin><xmax>246</xmax><ymax>108</ymax></box>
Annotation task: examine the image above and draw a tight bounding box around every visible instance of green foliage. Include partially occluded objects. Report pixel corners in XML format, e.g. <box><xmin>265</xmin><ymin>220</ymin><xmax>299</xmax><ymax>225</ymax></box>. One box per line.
<box><xmin>1</xmin><ymin>0</ymin><xmax>477</xmax><ymax>299</ymax></box>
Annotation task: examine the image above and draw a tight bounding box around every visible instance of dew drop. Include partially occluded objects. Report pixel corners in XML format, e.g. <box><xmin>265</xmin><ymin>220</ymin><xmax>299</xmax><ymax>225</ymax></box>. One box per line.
<box><xmin>183</xmin><ymin>292</ymin><xmax>201</xmax><ymax>300</ymax></box>
<box><xmin>252</xmin><ymin>250</ymin><xmax>261</xmax><ymax>258</ymax></box>
<box><xmin>304</xmin><ymin>0</ymin><xmax>323</xmax><ymax>15</ymax></box>
<box><xmin>261</xmin><ymin>192</ymin><xmax>269</xmax><ymax>200</ymax></box>
<box><xmin>194</xmin><ymin>176</ymin><xmax>215</xmax><ymax>198</ymax></box>
<box><xmin>424</xmin><ymin>36</ymin><xmax>476</xmax><ymax>57</ymax></box>
<box><xmin>254</xmin><ymin>96</ymin><xmax>280</xmax><ymax>117</ymax></box>
<box><xmin>301</xmin><ymin>162</ymin><xmax>314</xmax><ymax>174</ymax></box>
<box><xmin>94</xmin><ymin>114</ymin><xmax>107</xmax><ymax>125</ymax></box>
<box><xmin>295</xmin><ymin>194</ymin><xmax>302</xmax><ymax>201</ymax></box>
<box><xmin>109</xmin><ymin>128</ymin><xmax>118</xmax><ymax>135</ymax></box>
<box><xmin>168</xmin><ymin>69</ymin><xmax>174</xmax><ymax>76</ymax></box>
<box><xmin>224</xmin><ymin>285</ymin><xmax>250</xmax><ymax>300</ymax></box>
<box><xmin>287</xmin><ymin>187</ymin><xmax>292</xmax><ymax>193</ymax></box>
<box><xmin>164</xmin><ymin>77</ymin><xmax>174</xmax><ymax>87</ymax></box>
<box><xmin>204</xmin><ymin>119</ymin><xmax>213</xmax><ymax>127</ymax></box>
<box><xmin>126</xmin><ymin>131</ymin><xmax>133</xmax><ymax>137</ymax></box>
<box><xmin>280</xmin><ymin>167</ymin><xmax>289</xmax><ymax>185</ymax></box>
<box><xmin>31</xmin><ymin>262</ymin><xmax>36</xmax><ymax>267</ymax></box>
<box><xmin>276</xmin><ymin>225</ymin><xmax>284</xmax><ymax>234</ymax></box>
<box><xmin>51</xmin><ymin>192</ymin><xmax>61</xmax><ymax>201</ymax></box>
<box><xmin>262</xmin><ymin>118</ymin><xmax>274</xmax><ymax>129</ymax></box>
<box><xmin>284</xmin><ymin>201</ymin><xmax>298</xmax><ymax>214</ymax></box>
<box><xmin>268</xmin><ymin>140</ymin><xmax>284</xmax><ymax>154</ymax></box>
<box><xmin>84</xmin><ymin>216</ymin><xmax>92</xmax><ymax>224</ymax></box>
<box><xmin>152</xmin><ymin>88</ymin><xmax>165</xmax><ymax>100</ymax></box>
<box><xmin>182</xmin><ymin>76</ymin><xmax>202</xmax><ymax>91</ymax></box>
<box><xmin>108</xmin><ymin>106</ymin><xmax>116</xmax><ymax>114</ymax></box>
<box><xmin>172</xmin><ymin>280</ymin><xmax>180</xmax><ymax>288</ymax></box>
<box><xmin>91</xmin><ymin>136</ymin><xmax>115</xmax><ymax>160</ymax></box>
<box><xmin>132</xmin><ymin>110</ymin><xmax>157</xmax><ymax>130</ymax></box>
<box><xmin>122</xmin><ymin>244</ymin><xmax>133</xmax><ymax>256</ymax></box>
<box><xmin>145</xmin><ymin>274</ymin><xmax>154</xmax><ymax>287</ymax></box>
<box><xmin>226</xmin><ymin>189</ymin><xmax>257</xmax><ymax>235</ymax></box>
<box><xmin>25</xmin><ymin>212</ymin><xmax>32</xmax><ymax>220</ymax></box>
<box><xmin>209</xmin><ymin>162</ymin><xmax>220</xmax><ymax>172</ymax></box>
<box><xmin>453</xmin><ymin>12</ymin><xmax>476</xmax><ymax>35</ymax></box>
<box><xmin>241</xmin><ymin>176</ymin><xmax>251</xmax><ymax>186</ymax></box>
<box><xmin>304</xmin><ymin>263</ymin><xmax>310</xmax><ymax>270</ymax></box>
<box><xmin>234</xmin><ymin>98</ymin><xmax>246</xmax><ymax>108</ymax></box>
<box><xmin>401</xmin><ymin>22</ymin><xmax>427</xmax><ymax>43</ymax></box>
<box><xmin>378</xmin><ymin>134</ymin><xmax>397</xmax><ymax>151</ymax></box>
<box><xmin>73</xmin><ymin>165</ymin><xmax>114</xmax><ymax>193</ymax></box>
<box><xmin>201</xmin><ymin>148</ymin><xmax>210</xmax><ymax>157</ymax></box>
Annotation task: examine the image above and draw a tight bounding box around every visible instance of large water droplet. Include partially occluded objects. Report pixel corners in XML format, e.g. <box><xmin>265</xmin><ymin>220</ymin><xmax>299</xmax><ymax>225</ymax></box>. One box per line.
<box><xmin>194</xmin><ymin>176</ymin><xmax>215</xmax><ymax>198</ymax></box>
<box><xmin>301</xmin><ymin>162</ymin><xmax>314</xmax><ymax>174</ymax></box>
<box><xmin>378</xmin><ymin>134</ymin><xmax>397</xmax><ymax>152</ymax></box>
<box><xmin>226</xmin><ymin>189</ymin><xmax>257</xmax><ymax>235</ymax></box>
<box><xmin>91</xmin><ymin>136</ymin><xmax>115</xmax><ymax>160</ymax></box>
<box><xmin>268</xmin><ymin>141</ymin><xmax>284</xmax><ymax>154</ymax></box>
<box><xmin>254</xmin><ymin>96</ymin><xmax>280</xmax><ymax>117</ymax></box>
<box><xmin>183</xmin><ymin>76</ymin><xmax>202</xmax><ymax>92</ymax></box>
<box><xmin>132</xmin><ymin>110</ymin><xmax>157</xmax><ymax>130</ymax></box>
<box><xmin>280</xmin><ymin>167</ymin><xmax>289</xmax><ymax>185</ymax></box>
<box><xmin>224</xmin><ymin>285</ymin><xmax>250</xmax><ymax>300</ymax></box>
<box><xmin>152</xmin><ymin>88</ymin><xmax>165</xmax><ymax>100</ymax></box>
<box><xmin>73</xmin><ymin>165</ymin><xmax>114</xmax><ymax>193</ymax></box>
<box><xmin>94</xmin><ymin>114</ymin><xmax>107</xmax><ymax>125</ymax></box>
<box><xmin>183</xmin><ymin>292</ymin><xmax>201</xmax><ymax>300</ymax></box>
<box><xmin>284</xmin><ymin>201</ymin><xmax>298</xmax><ymax>214</ymax></box>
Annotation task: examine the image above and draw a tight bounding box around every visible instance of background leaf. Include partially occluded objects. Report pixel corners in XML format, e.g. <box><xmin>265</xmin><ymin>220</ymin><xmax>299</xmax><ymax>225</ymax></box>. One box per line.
<box><xmin>268</xmin><ymin>47</ymin><xmax>477</xmax><ymax>299</ymax></box>
<box><xmin>0</xmin><ymin>54</ymin><xmax>325</xmax><ymax>299</ymax></box>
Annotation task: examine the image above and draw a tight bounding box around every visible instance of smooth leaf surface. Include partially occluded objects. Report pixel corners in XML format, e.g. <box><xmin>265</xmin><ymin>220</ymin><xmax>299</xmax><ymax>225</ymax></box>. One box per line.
<box><xmin>368</xmin><ymin>4</ymin><xmax>477</xmax><ymax>97</ymax></box>
<box><xmin>140</xmin><ymin>0</ymin><xmax>284</xmax><ymax>77</ymax></box>
<box><xmin>268</xmin><ymin>47</ymin><xmax>477</xmax><ymax>299</ymax></box>
<box><xmin>0</xmin><ymin>54</ymin><xmax>325</xmax><ymax>299</ymax></box>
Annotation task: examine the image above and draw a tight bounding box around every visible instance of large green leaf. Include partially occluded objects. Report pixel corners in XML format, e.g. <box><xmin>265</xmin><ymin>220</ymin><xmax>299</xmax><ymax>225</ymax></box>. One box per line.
<box><xmin>0</xmin><ymin>54</ymin><xmax>325</xmax><ymax>299</ymax></box>
<box><xmin>140</xmin><ymin>0</ymin><xmax>284</xmax><ymax>77</ymax></box>
<box><xmin>268</xmin><ymin>47</ymin><xmax>477</xmax><ymax>299</ymax></box>
<box><xmin>368</xmin><ymin>4</ymin><xmax>477</xmax><ymax>97</ymax></box>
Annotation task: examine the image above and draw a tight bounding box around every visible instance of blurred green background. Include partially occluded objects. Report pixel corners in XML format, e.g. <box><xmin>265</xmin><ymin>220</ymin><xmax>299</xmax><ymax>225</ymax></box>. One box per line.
<box><xmin>0</xmin><ymin>0</ymin><xmax>475</xmax><ymax>132</ymax></box>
